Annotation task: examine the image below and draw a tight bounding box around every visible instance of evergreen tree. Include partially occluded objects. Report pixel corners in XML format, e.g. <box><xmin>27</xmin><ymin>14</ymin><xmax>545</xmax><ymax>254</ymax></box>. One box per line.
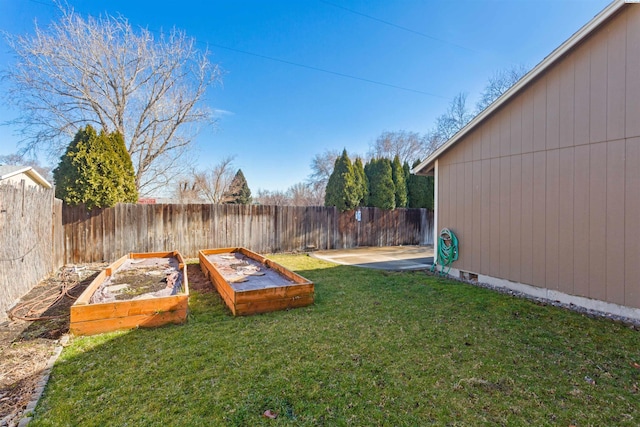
<box><xmin>402</xmin><ymin>161</ymin><xmax>412</xmax><ymax>199</ymax></box>
<box><xmin>324</xmin><ymin>149</ymin><xmax>359</xmax><ymax>211</ymax></box>
<box><xmin>224</xmin><ymin>169</ymin><xmax>252</xmax><ymax>204</ymax></box>
<box><xmin>365</xmin><ymin>158</ymin><xmax>395</xmax><ymax>210</ymax></box>
<box><xmin>353</xmin><ymin>157</ymin><xmax>368</xmax><ymax>207</ymax></box>
<box><xmin>53</xmin><ymin>125</ymin><xmax>138</xmax><ymax>209</ymax></box>
<box><xmin>407</xmin><ymin>159</ymin><xmax>434</xmax><ymax>209</ymax></box>
<box><xmin>391</xmin><ymin>155</ymin><xmax>407</xmax><ymax>208</ymax></box>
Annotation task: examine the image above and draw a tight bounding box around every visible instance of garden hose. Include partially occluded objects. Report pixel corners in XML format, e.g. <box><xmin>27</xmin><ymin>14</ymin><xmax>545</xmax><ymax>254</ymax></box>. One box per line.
<box><xmin>431</xmin><ymin>228</ymin><xmax>458</xmax><ymax>276</ymax></box>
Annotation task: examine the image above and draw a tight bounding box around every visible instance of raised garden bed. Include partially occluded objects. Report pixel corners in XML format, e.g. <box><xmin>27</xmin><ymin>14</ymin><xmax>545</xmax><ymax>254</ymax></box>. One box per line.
<box><xmin>70</xmin><ymin>251</ymin><xmax>189</xmax><ymax>336</ymax></box>
<box><xmin>198</xmin><ymin>247</ymin><xmax>314</xmax><ymax>316</ymax></box>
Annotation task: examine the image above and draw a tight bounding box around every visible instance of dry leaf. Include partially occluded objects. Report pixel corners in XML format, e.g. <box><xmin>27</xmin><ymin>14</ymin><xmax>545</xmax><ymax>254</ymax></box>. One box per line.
<box><xmin>263</xmin><ymin>409</ymin><xmax>278</xmax><ymax>419</ymax></box>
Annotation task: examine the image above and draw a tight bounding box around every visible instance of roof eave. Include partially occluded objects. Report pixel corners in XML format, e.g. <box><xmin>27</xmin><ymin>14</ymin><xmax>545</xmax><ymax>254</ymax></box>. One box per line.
<box><xmin>0</xmin><ymin>166</ymin><xmax>30</xmax><ymax>180</ymax></box>
<box><xmin>0</xmin><ymin>166</ymin><xmax>52</xmax><ymax>188</ymax></box>
<box><xmin>27</xmin><ymin>169</ymin><xmax>53</xmax><ymax>188</ymax></box>
<box><xmin>412</xmin><ymin>0</ymin><xmax>627</xmax><ymax>176</ymax></box>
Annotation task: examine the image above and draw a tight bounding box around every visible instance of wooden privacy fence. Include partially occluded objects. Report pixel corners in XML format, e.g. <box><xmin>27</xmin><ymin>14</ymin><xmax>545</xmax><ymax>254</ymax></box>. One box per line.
<box><xmin>0</xmin><ymin>183</ymin><xmax>64</xmax><ymax>319</ymax></box>
<box><xmin>62</xmin><ymin>204</ymin><xmax>433</xmax><ymax>263</ymax></box>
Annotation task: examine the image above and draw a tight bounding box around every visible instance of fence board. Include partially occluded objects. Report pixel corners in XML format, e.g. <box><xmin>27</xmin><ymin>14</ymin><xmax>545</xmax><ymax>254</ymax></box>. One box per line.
<box><xmin>61</xmin><ymin>204</ymin><xmax>433</xmax><ymax>263</ymax></box>
<box><xmin>0</xmin><ymin>183</ymin><xmax>64</xmax><ymax>320</ymax></box>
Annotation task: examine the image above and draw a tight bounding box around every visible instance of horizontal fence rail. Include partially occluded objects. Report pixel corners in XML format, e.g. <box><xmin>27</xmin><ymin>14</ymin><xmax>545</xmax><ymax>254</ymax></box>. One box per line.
<box><xmin>62</xmin><ymin>204</ymin><xmax>434</xmax><ymax>263</ymax></box>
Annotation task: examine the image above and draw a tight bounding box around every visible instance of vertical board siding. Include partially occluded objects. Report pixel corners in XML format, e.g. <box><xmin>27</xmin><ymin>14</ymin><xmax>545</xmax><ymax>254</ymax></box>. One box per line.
<box><xmin>456</xmin><ymin>163</ymin><xmax>466</xmax><ymax>263</ymax></box>
<box><xmin>589</xmin><ymin>142</ymin><xmax>607</xmax><ymax>301</ymax></box>
<box><xmin>558</xmin><ymin>147</ymin><xmax>575</xmax><ymax>295</ymax></box>
<box><xmin>573</xmin><ymin>145</ymin><xmax>591</xmax><ymax>298</ymax></box>
<box><xmin>480</xmin><ymin>159</ymin><xmax>492</xmax><ymax>275</ymax></box>
<box><xmin>489</xmin><ymin>158</ymin><xmax>501</xmax><ymax>278</ymax></box>
<box><xmin>520</xmin><ymin>153</ymin><xmax>534</xmax><ymax>286</ymax></box>
<box><xmin>498</xmin><ymin>156</ymin><xmax>511</xmax><ymax>280</ymax></box>
<box><xmin>627</xmin><ymin>7</ymin><xmax>640</xmax><ymax>138</ymax></box>
<box><xmin>471</xmin><ymin>161</ymin><xmax>482</xmax><ymax>273</ymax></box>
<box><xmin>606</xmin><ymin>13</ymin><xmax>626</xmax><ymax>141</ymax></box>
<box><xmin>574</xmin><ymin>46</ymin><xmax>591</xmax><ymax>145</ymax></box>
<box><xmin>463</xmin><ymin>162</ymin><xmax>474</xmax><ymax>270</ymax></box>
<box><xmin>509</xmin><ymin>155</ymin><xmax>522</xmax><ymax>283</ymax></box>
<box><xmin>605</xmin><ymin>139</ymin><xmax>625</xmax><ymax>305</ymax></box>
<box><xmin>625</xmin><ymin>138</ymin><xmax>640</xmax><ymax>308</ymax></box>
<box><xmin>559</xmin><ymin>59</ymin><xmax>575</xmax><ymax>148</ymax></box>
<box><xmin>532</xmin><ymin>152</ymin><xmax>546</xmax><ymax>287</ymax></box>
<box><xmin>61</xmin><ymin>205</ymin><xmax>433</xmax><ymax>263</ymax></box>
<box><xmin>590</xmin><ymin>35</ymin><xmax>608</xmax><ymax>144</ymax></box>
<box><xmin>510</xmin><ymin>97</ymin><xmax>523</xmax><ymax>156</ymax></box>
<box><xmin>533</xmin><ymin>78</ymin><xmax>547</xmax><ymax>152</ymax></box>
<box><xmin>546</xmin><ymin>69</ymin><xmax>561</xmax><ymax>150</ymax></box>
<box><xmin>433</xmin><ymin>5</ymin><xmax>640</xmax><ymax>310</ymax></box>
<box><xmin>545</xmin><ymin>150</ymin><xmax>560</xmax><ymax>290</ymax></box>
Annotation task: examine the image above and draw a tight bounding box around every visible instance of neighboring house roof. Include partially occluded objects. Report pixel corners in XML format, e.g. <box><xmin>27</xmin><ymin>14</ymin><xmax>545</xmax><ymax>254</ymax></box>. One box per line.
<box><xmin>413</xmin><ymin>0</ymin><xmax>628</xmax><ymax>176</ymax></box>
<box><xmin>0</xmin><ymin>165</ymin><xmax>52</xmax><ymax>188</ymax></box>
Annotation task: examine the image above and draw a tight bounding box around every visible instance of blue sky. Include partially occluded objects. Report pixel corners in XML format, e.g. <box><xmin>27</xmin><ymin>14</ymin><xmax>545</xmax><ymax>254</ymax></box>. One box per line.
<box><xmin>0</xmin><ymin>0</ymin><xmax>611</xmax><ymax>193</ymax></box>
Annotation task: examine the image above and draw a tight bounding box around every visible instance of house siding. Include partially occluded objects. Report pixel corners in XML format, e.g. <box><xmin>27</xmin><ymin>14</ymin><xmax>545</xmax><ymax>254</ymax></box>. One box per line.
<box><xmin>436</xmin><ymin>5</ymin><xmax>640</xmax><ymax>310</ymax></box>
<box><xmin>1</xmin><ymin>172</ymin><xmax>41</xmax><ymax>188</ymax></box>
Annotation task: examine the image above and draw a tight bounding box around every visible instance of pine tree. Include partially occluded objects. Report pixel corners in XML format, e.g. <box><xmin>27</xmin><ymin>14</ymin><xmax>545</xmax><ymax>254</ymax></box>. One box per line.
<box><xmin>353</xmin><ymin>157</ymin><xmax>368</xmax><ymax>207</ymax></box>
<box><xmin>402</xmin><ymin>161</ymin><xmax>412</xmax><ymax>199</ymax></box>
<box><xmin>324</xmin><ymin>149</ymin><xmax>359</xmax><ymax>211</ymax></box>
<box><xmin>53</xmin><ymin>125</ymin><xmax>138</xmax><ymax>209</ymax></box>
<box><xmin>391</xmin><ymin>155</ymin><xmax>407</xmax><ymax>208</ymax></box>
<box><xmin>407</xmin><ymin>159</ymin><xmax>434</xmax><ymax>209</ymax></box>
<box><xmin>365</xmin><ymin>158</ymin><xmax>395</xmax><ymax>210</ymax></box>
<box><xmin>224</xmin><ymin>169</ymin><xmax>252</xmax><ymax>204</ymax></box>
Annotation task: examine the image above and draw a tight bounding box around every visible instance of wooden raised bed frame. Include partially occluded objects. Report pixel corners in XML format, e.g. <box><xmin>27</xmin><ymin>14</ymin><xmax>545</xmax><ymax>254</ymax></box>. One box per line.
<box><xmin>70</xmin><ymin>251</ymin><xmax>189</xmax><ymax>336</ymax></box>
<box><xmin>199</xmin><ymin>247</ymin><xmax>314</xmax><ymax>316</ymax></box>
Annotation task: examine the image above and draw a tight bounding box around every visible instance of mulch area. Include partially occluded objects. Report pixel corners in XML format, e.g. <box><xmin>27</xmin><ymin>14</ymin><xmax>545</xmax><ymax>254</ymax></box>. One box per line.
<box><xmin>0</xmin><ymin>262</ymin><xmax>212</xmax><ymax>427</ymax></box>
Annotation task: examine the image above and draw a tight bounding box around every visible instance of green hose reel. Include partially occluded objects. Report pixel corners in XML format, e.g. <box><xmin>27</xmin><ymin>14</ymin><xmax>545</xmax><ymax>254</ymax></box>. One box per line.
<box><xmin>431</xmin><ymin>228</ymin><xmax>459</xmax><ymax>276</ymax></box>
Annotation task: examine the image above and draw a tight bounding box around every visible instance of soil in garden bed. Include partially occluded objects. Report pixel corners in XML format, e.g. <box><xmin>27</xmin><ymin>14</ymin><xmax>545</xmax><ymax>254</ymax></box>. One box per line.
<box><xmin>90</xmin><ymin>257</ymin><xmax>184</xmax><ymax>304</ymax></box>
<box><xmin>205</xmin><ymin>252</ymin><xmax>296</xmax><ymax>291</ymax></box>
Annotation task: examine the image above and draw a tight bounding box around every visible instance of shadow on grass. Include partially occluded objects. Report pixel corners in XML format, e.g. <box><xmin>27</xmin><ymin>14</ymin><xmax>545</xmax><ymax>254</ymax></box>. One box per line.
<box><xmin>30</xmin><ymin>256</ymin><xmax>640</xmax><ymax>427</ymax></box>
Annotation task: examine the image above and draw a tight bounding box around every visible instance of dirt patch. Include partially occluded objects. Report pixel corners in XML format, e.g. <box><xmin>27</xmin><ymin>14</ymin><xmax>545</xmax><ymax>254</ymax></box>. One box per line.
<box><xmin>0</xmin><ymin>261</ymin><xmax>215</xmax><ymax>426</ymax></box>
<box><xmin>186</xmin><ymin>263</ymin><xmax>214</xmax><ymax>293</ymax></box>
<box><xmin>0</xmin><ymin>263</ymin><xmax>103</xmax><ymax>426</ymax></box>
<box><xmin>0</xmin><ymin>261</ymin><xmax>210</xmax><ymax>426</ymax></box>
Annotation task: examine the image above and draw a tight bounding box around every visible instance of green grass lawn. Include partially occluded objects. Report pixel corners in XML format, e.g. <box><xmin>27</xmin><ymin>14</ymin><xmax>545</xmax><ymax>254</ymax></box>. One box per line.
<box><xmin>32</xmin><ymin>255</ymin><xmax>639</xmax><ymax>426</ymax></box>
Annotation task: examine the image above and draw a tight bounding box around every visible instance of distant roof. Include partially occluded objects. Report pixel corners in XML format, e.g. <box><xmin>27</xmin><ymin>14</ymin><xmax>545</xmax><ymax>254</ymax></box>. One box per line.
<box><xmin>413</xmin><ymin>0</ymin><xmax>628</xmax><ymax>176</ymax></box>
<box><xmin>0</xmin><ymin>165</ymin><xmax>52</xmax><ymax>188</ymax></box>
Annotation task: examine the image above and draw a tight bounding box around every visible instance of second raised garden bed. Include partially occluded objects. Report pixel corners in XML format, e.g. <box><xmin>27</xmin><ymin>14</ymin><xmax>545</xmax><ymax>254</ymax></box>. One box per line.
<box><xmin>70</xmin><ymin>251</ymin><xmax>189</xmax><ymax>336</ymax></box>
<box><xmin>199</xmin><ymin>247</ymin><xmax>314</xmax><ymax>315</ymax></box>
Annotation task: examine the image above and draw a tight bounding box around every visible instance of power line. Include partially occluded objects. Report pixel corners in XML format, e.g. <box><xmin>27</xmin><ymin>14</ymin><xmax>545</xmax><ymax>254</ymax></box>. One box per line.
<box><xmin>25</xmin><ymin>0</ymin><xmax>448</xmax><ymax>98</ymax></box>
<box><xmin>207</xmin><ymin>42</ymin><xmax>447</xmax><ymax>99</ymax></box>
<box><xmin>319</xmin><ymin>0</ymin><xmax>477</xmax><ymax>54</ymax></box>
<box><xmin>27</xmin><ymin>0</ymin><xmax>55</xmax><ymax>7</ymax></box>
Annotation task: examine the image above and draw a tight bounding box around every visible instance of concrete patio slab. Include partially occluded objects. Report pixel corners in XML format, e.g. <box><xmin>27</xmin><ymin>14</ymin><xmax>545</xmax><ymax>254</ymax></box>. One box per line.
<box><xmin>310</xmin><ymin>245</ymin><xmax>434</xmax><ymax>271</ymax></box>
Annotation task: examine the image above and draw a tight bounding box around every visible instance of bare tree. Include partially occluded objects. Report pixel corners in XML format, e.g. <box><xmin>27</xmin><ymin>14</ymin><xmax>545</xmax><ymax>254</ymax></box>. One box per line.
<box><xmin>367</xmin><ymin>130</ymin><xmax>430</xmax><ymax>165</ymax></box>
<box><xmin>2</xmin><ymin>5</ymin><xmax>221</xmax><ymax>195</ymax></box>
<box><xmin>195</xmin><ymin>156</ymin><xmax>236</xmax><ymax>204</ymax></box>
<box><xmin>306</xmin><ymin>149</ymin><xmax>339</xmax><ymax>200</ymax></box>
<box><xmin>288</xmin><ymin>182</ymin><xmax>323</xmax><ymax>206</ymax></box>
<box><xmin>476</xmin><ymin>65</ymin><xmax>528</xmax><ymax>113</ymax></box>
<box><xmin>174</xmin><ymin>179</ymin><xmax>202</xmax><ymax>203</ymax></box>
<box><xmin>430</xmin><ymin>92</ymin><xmax>473</xmax><ymax>147</ymax></box>
<box><xmin>173</xmin><ymin>156</ymin><xmax>235</xmax><ymax>203</ymax></box>
<box><xmin>254</xmin><ymin>182</ymin><xmax>324</xmax><ymax>206</ymax></box>
<box><xmin>255</xmin><ymin>189</ymin><xmax>289</xmax><ymax>206</ymax></box>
